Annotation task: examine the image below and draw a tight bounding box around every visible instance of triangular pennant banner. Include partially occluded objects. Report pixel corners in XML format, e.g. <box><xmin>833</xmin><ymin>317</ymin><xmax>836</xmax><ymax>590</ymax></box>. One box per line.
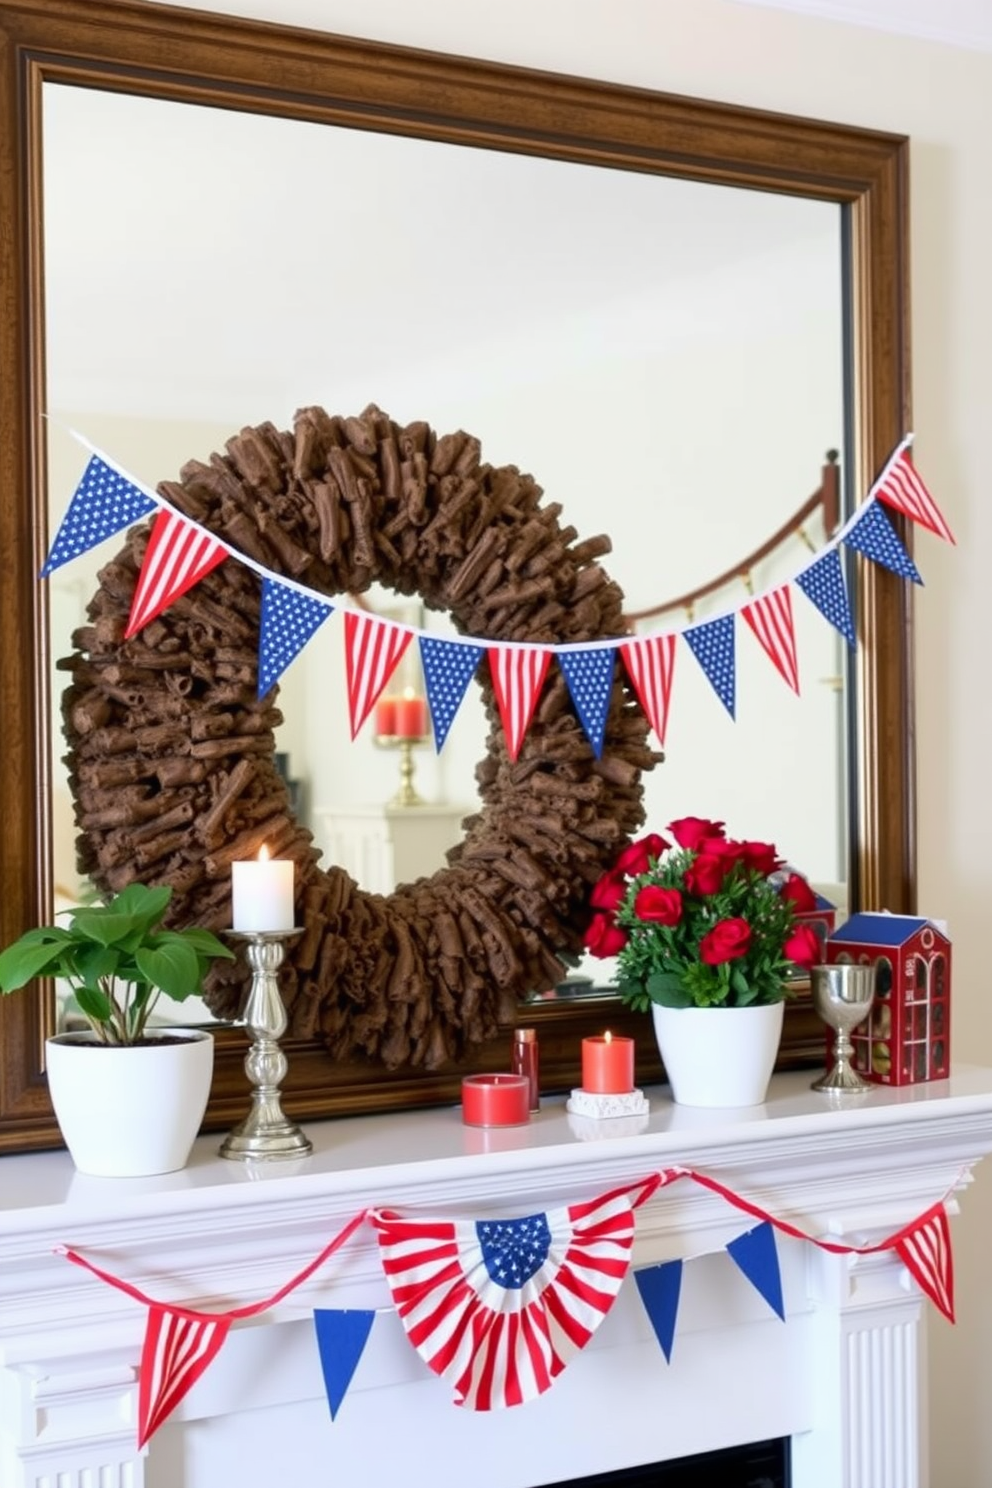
<box><xmin>633</xmin><ymin>1259</ymin><xmax>683</xmax><ymax>1363</ymax></box>
<box><xmin>844</xmin><ymin>500</ymin><xmax>923</xmax><ymax>585</ymax></box>
<box><xmin>488</xmin><ymin>646</ymin><xmax>551</xmax><ymax>762</ymax></box>
<box><xmin>258</xmin><ymin>577</ymin><xmax>334</xmax><ymax>698</ymax></box>
<box><xmin>125</xmin><ymin>508</ymin><xmax>228</xmax><ymax>638</ymax></box>
<box><xmin>344</xmin><ymin>611</ymin><xmax>413</xmax><ymax>739</ymax></box>
<box><xmin>741</xmin><ymin>586</ymin><xmax>800</xmax><ymax>693</ymax></box>
<box><xmin>138</xmin><ymin>1305</ymin><xmax>232</xmax><ymax>1448</ymax></box>
<box><xmin>620</xmin><ymin>634</ymin><xmax>676</xmax><ymax>747</ymax></box>
<box><xmin>42</xmin><ymin>454</ymin><xmax>158</xmax><ymax>576</ymax></box>
<box><xmin>683</xmin><ymin>615</ymin><xmax>735</xmax><ymax>717</ymax></box>
<box><xmin>893</xmin><ymin>1201</ymin><xmax>954</xmax><ymax>1323</ymax></box>
<box><xmin>875</xmin><ymin>446</ymin><xmax>954</xmax><ymax>543</ymax></box>
<box><xmin>371</xmin><ymin>1177</ymin><xmax>658</xmax><ymax>1411</ymax></box>
<box><xmin>313</xmin><ymin>1309</ymin><xmax>376</xmax><ymax>1419</ymax></box>
<box><xmin>557</xmin><ymin>647</ymin><xmax>616</xmax><ymax>758</ymax></box>
<box><xmin>795</xmin><ymin>548</ymin><xmax>857</xmax><ymax>647</ymax></box>
<box><xmin>725</xmin><ymin>1222</ymin><xmax>785</xmax><ymax>1321</ymax></box>
<box><xmin>420</xmin><ymin>635</ymin><xmax>485</xmax><ymax>751</ymax></box>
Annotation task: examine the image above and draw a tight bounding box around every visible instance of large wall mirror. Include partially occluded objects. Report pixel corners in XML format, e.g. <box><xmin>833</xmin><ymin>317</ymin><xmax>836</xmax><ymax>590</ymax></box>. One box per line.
<box><xmin>0</xmin><ymin>0</ymin><xmax>913</xmax><ymax>1152</ymax></box>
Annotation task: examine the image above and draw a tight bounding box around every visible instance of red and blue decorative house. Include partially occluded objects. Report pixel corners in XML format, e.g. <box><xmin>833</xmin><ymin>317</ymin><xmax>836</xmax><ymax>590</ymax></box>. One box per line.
<box><xmin>825</xmin><ymin>912</ymin><xmax>951</xmax><ymax>1086</ymax></box>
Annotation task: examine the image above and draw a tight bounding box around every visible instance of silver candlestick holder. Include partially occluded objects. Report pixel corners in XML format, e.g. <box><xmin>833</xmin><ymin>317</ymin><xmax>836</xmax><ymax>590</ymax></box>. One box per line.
<box><xmin>220</xmin><ymin>928</ymin><xmax>313</xmax><ymax>1162</ymax></box>
<box><xmin>810</xmin><ymin>962</ymin><xmax>876</xmax><ymax>1094</ymax></box>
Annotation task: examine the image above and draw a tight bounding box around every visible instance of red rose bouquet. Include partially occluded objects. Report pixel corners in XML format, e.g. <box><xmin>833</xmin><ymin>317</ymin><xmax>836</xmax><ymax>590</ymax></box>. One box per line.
<box><xmin>584</xmin><ymin>817</ymin><xmax>821</xmax><ymax>1011</ymax></box>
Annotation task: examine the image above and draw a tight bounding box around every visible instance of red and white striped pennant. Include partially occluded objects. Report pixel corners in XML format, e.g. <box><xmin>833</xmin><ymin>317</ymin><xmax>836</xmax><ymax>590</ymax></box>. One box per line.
<box><xmin>344</xmin><ymin>611</ymin><xmax>413</xmax><ymax>738</ymax></box>
<box><xmin>874</xmin><ymin>443</ymin><xmax>955</xmax><ymax>543</ymax></box>
<box><xmin>125</xmin><ymin>508</ymin><xmax>228</xmax><ymax>637</ymax></box>
<box><xmin>893</xmin><ymin>1201</ymin><xmax>955</xmax><ymax>1322</ymax></box>
<box><xmin>619</xmin><ymin>634</ymin><xmax>676</xmax><ymax>747</ymax></box>
<box><xmin>138</xmin><ymin>1306</ymin><xmax>232</xmax><ymax>1447</ymax></box>
<box><xmin>741</xmin><ymin>586</ymin><xmax>800</xmax><ymax>693</ymax></box>
<box><xmin>488</xmin><ymin>646</ymin><xmax>551</xmax><ymax>761</ymax></box>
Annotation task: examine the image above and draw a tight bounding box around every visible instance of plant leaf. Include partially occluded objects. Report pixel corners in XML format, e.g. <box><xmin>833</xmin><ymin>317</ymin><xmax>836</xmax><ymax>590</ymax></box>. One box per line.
<box><xmin>0</xmin><ymin>928</ymin><xmax>76</xmax><ymax>990</ymax></box>
<box><xmin>179</xmin><ymin>927</ymin><xmax>235</xmax><ymax>961</ymax></box>
<box><xmin>74</xmin><ymin>985</ymin><xmax>115</xmax><ymax>1024</ymax></box>
<box><xmin>646</xmin><ymin>971</ymin><xmax>695</xmax><ymax>1009</ymax></box>
<box><xmin>134</xmin><ymin>939</ymin><xmax>200</xmax><ymax>1000</ymax></box>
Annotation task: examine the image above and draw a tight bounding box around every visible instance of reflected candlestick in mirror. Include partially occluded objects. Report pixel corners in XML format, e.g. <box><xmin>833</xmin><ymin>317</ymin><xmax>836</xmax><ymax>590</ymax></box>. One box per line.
<box><xmin>231</xmin><ymin>846</ymin><xmax>295</xmax><ymax>932</ymax></box>
<box><xmin>375</xmin><ymin>696</ymin><xmax>398</xmax><ymax>737</ymax></box>
<box><xmin>461</xmin><ymin>1073</ymin><xmax>531</xmax><ymax>1127</ymax></box>
<box><xmin>581</xmin><ymin>1032</ymin><xmax>635</xmax><ymax>1094</ymax></box>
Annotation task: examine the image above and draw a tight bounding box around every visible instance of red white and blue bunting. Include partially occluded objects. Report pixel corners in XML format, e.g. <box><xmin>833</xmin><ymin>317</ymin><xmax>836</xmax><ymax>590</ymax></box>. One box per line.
<box><xmin>43</xmin><ymin>434</ymin><xmax>951</xmax><ymax>759</ymax></box>
<box><xmin>56</xmin><ymin>1164</ymin><xmax>960</xmax><ymax>1447</ymax></box>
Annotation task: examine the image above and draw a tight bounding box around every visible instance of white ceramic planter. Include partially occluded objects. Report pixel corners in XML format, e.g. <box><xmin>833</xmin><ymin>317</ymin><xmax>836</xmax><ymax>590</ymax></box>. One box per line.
<box><xmin>45</xmin><ymin>1029</ymin><xmax>214</xmax><ymax>1177</ymax></box>
<box><xmin>651</xmin><ymin>1001</ymin><xmax>784</xmax><ymax>1108</ymax></box>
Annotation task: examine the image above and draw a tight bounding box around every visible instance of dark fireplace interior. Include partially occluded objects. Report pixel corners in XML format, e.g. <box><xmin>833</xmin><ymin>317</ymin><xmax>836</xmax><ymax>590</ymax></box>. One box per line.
<box><xmin>537</xmin><ymin>1437</ymin><xmax>789</xmax><ymax>1488</ymax></box>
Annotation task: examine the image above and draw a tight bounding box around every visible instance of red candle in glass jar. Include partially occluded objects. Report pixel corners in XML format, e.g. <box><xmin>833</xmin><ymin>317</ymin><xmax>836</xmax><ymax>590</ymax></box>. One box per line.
<box><xmin>394</xmin><ymin>691</ymin><xmax>428</xmax><ymax>739</ymax></box>
<box><xmin>581</xmin><ymin>1032</ymin><xmax>635</xmax><ymax>1094</ymax></box>
<box><xmin>375</xmin><ymin>696</ymin><xmax>398</xmax><ymax>736</ymax></box>
<box><xmin>461</xmin><ymin>1073</ymin><xmax>530</xmax><ymax>1127</ymax></box>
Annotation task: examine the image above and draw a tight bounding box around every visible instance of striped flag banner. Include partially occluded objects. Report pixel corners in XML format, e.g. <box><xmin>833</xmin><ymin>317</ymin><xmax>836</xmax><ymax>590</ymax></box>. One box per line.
<box><xmin>488</xmin><ymin>646</ymin><xmax>551</xmax><ymax>762</ymax></box>
<box><xmin>619</xmin><ymin>634</ymin><xmax>676</xmax><ymax>747</ymax></box>
<box><xmin>741</xmin><ymin>586</ymin><xmax>800</xmax><ymax>693</ymax></box>
<box><xmin>892</xmin><ymin>1201</ymin><xmax>954</xmax><ymax>1322</ymax></box>
<box><xmin>138</xmin><ymin>1306</ymin><xmax>232</xmax><ymax>1447</ymax></box>
<box><xmin>874</xmin><ymin>443</ymin><xmax>954</xmax><ymax>544</ymax></box>
<box><xmin>344</xmin><ymin>611</ymin><xmax>413</xmax><ymax>738</ymax></box>
<box><xmin>125</xmin><ymin>507</ymin><xmax>227</xmax><ymax>638</ymax></box>
<box><xmin>371</xmin><ymin>1176</ymin><xmax>660</xmax><ymax>1410</ymax></box>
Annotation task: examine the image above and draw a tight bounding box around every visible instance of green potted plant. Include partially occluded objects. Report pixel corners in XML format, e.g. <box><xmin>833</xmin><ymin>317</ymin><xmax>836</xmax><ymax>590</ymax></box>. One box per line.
<box><xmin>584</xmin><ymin>817</ymin><xmax>821</xmax><ymax>1108</ymax></box>
<box><xmin>0</xmin><ymin>882</ymin><xmax>234</xmax><ymax>1175</ymax></box>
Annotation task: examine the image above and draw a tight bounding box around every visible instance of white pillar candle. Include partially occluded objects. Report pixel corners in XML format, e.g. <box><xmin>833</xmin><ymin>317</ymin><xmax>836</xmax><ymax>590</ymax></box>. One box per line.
<box><xmin>231</xmin><ymin>848</ymin><xmax>295</xmax><ymax>932</ymax></box>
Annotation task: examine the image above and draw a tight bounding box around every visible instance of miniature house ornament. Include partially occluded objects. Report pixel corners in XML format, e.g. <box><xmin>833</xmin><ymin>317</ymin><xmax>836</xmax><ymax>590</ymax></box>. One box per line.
<box><xmin>825</xmin><ymin>912</ymin><xmax>951</xmax><ymax>1086</ymax></box>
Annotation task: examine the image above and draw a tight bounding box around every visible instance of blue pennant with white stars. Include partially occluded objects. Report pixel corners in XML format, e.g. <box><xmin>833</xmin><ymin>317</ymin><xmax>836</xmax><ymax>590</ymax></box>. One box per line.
<box><xmin>420</xmin><ymin>635</ymin><xmax>485</xmax><ymax>751</ymax></box>
<box><xmin>843</xmin><ymin>499</ymin><xmax>923</xmax><ymax>584</ymax></box>
<box><xmin>683</xmin><ymin>614</ymin><xmax>735</xmax><ymax>718</ymax></box>
<box><xmin>257</xmin><ymin>576</ymin><xmax>334</xmax><ymax>698</ymax></box>
<box><xmin>42</xmin><ymin>454</ymin><xmax>157</xmax><ymax>576</ymax></box>
<box><xmin>477</xmin><ymin>1214</ymin><xmax>552</xmax><ymax>1289</ymax></box>
<box><xmin>795</xmin><ymin>548</ymin><xmax>857</xmax><ymax>647</ymax></box>
<box><xmin>557</xmin><ymin>647</ymin><xmax>616</xmax><ymax>758</ymax></box>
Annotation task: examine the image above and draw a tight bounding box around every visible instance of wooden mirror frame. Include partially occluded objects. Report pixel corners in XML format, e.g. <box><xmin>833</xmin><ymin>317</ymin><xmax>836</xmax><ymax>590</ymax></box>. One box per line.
<box><xmin>0</xmin><ymin>0</ymin><xmax>913</xmax><ymax>1153</ymax></box>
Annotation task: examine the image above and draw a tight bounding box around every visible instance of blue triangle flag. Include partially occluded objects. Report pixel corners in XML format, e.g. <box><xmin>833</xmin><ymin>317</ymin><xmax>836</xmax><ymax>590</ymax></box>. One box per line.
<box><xmin>419</xmin><ymin>635</ymin><xmax>485</xmax><ymax>751</ymax></box>
<box><xmin>557</xmin><ymin>647</ymin><xmax>616</xmax><ymax>757</ymax></box>
<box><xmin>257</xmin><ymin>577</ymin><xmax>334</xmax><ymax>697</ymax></box>
<box><xmin>313</xmin><ymin>1309</ymin><xmax>376</xmax><ymax>1420</ymax></box>
<box><xmin>633</xmin><ymin>1260</ymin><xmax>683</xmax><ymax>1363</ymax></box>
<box><xmin>683</xmin><ymin>615</ymin><xmax>735</xmax><ymax>717</ymax></box>
<box><xmin>726</xmin><ymin>1222</ymin><xmax>785</xmax><ymax>1321</ymax></box>
<box><xmin>844</xmin><ymin>499</ymin><xmax>923</xmax><ymax>585</ymax></box>
<box><xmin>42</xmin><ymin>454</ymin><xmax>157</xmax><ymax>576</ymax></box>
<box><xmin>795</xmin><ymin>548</ymin><xmax>857</xmax><ymax>647</ymax></box>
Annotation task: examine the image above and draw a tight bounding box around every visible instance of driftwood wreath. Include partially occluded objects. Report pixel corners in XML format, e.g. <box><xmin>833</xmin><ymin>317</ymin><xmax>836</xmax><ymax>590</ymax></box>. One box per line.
<box><xmin>60</xmin><ymin>405</ymin><xmax>658</xmax><ymax>1071</ymax></box>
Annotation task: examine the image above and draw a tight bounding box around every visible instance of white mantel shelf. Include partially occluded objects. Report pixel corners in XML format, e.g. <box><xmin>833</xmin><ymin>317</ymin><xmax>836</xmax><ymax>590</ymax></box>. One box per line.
<box><xmin>4</xmin><ymin>1067</ymin><xmax>992</xmax><ymax>1488</ymax></box>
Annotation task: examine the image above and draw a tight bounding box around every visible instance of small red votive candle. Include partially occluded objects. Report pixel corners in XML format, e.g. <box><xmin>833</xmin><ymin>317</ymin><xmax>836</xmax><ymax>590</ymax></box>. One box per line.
<box><xmin>461</xmin><ymin>1073</ymin><xmax>531</xmax><ymax>1128</ymax></box>
<box><xmin>375</xmin><ymin>696</ymin><xmax>398</xmax><ymax>736</ymax></box>
<box><xmin>581</xmin><ymin>1032</ymin><xmax>635</xmax><ymax>1094</ymax></box>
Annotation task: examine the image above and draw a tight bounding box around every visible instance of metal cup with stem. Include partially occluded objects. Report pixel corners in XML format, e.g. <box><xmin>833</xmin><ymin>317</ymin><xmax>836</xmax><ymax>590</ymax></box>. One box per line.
<box><xmin>810</xmin><ymin>963</ymin><xmax>876</xmax><ymax>1093</ymax></box>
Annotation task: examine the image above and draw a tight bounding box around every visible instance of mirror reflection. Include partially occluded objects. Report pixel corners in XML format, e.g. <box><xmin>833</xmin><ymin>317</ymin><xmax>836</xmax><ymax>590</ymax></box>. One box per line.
<box><xmin>44</xmin><ymin>82</ymin><xmax>845</xmax><ymax>1013</ymax></box>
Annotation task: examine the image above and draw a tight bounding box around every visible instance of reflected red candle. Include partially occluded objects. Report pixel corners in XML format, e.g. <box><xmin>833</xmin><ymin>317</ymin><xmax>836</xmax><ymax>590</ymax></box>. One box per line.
<box><xmin>394</xmin><ymin>692</ymin><xmax>428</xmax><ymax>738</ymax></box>
<box><xmin>375</xmin><ymin>696</ymin><xmax>398</xmax><ymax>736</ymax></box>
<box><xmin>461</xmin><ymin>1073</ymin><xmax>530</xmax><ymax>1127</ymax></box>
<box><xmin>581</xmin><ymin>1032</ymin><xmax>635</xmax><ymax>1094</ymax></box>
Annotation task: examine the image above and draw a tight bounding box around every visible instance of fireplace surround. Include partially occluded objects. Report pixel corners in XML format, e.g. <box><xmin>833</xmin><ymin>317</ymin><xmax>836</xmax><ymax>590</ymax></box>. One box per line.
<box><xmin>3</xmin><ymin>1067</ymin><xmax>992</xmax><ymax>1488</ymax></box>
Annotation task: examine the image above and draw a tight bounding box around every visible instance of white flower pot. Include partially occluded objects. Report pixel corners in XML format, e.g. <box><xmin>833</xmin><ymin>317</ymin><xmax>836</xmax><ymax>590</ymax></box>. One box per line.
<box><xmin>45</xmin><ymin>1029</ymin><xmax>214</xmax><ymax>1177</ymax></box>
<box><xmin>651</xmin><ymin>1001</ymin><xmax>784</xmax><ymax>1108</ymax></box>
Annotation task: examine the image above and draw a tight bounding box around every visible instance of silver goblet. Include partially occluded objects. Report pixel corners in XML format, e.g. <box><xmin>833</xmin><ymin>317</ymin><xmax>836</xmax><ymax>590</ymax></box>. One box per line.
<box><xmin>810</xmin><ymin>963</ymin><xmax>876</xmax><ymax>1093</ymax></box>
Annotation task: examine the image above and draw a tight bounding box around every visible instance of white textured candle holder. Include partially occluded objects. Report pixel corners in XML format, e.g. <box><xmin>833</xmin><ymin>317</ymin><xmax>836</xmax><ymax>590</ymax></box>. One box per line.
<box><xmin>567</xmin><ymin>1111</ymin><xmax>652</xmax><ymax>1142</ymax></box>
<box><xmin>566</xmin><ymin>1087</ymin><xmax>649</xmax><ymax>1119</ymax></box>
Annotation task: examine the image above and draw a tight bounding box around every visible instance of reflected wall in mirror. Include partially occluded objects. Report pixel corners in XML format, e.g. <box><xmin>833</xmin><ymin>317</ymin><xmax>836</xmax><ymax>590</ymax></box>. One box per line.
<box><xmin>0</xmin><ymin>0</ymin><xmax>913</xmax><ymax>1152</ymax></box>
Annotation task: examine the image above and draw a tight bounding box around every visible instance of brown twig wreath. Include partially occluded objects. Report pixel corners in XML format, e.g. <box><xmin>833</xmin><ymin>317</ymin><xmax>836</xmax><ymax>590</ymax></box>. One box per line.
<box><xmin>60</xmin><ymin>405</ymin><xmax>659</xmax><ymax>1070</ymax></box>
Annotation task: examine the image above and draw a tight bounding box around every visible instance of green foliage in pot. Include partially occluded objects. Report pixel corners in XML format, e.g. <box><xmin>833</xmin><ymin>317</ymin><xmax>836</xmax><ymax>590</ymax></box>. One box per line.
<box><xmin>0</xmin><ymin>883</ymin><xmax>234</xmax><ymax>1045</ymax></box>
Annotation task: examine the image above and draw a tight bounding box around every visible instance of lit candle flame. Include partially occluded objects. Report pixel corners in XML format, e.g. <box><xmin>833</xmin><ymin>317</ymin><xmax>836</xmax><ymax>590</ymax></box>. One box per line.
<box><xmin>603</xmin><ymin>1030</ymin><xmax>613</xmax><ymax>1044</ymax></box>
<box><xmin>258</xmin><ymin>844</ymin><xmax>270</xmax><ymax>863</ymax></box>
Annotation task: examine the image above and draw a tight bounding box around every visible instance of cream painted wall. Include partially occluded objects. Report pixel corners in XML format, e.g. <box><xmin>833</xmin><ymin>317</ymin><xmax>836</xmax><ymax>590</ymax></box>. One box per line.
<box><xmin>149</xmin><ymin>2</ymin><xmax>992</xmax><ymax>1481</ymax></box>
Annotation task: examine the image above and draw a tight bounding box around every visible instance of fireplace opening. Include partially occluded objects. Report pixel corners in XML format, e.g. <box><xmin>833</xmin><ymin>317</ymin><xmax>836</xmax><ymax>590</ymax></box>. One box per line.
<box><xmin>536</xmin><ymin>1436</ymin><xmax>789</xmax><ymax>1487</ymax></box>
